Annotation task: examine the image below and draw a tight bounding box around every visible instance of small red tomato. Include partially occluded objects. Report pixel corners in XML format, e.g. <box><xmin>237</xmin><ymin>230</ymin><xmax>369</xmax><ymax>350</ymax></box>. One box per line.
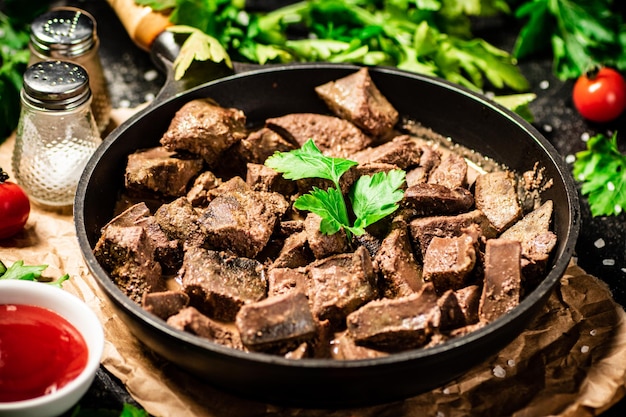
<box><xmin>0</xmin><ymin>168</ymin><xmax>30</xmax><ymax>239</ymax></box>
<box><xmin>573</xmin><ymin>67</ymin><xmax>626</xmax><ymax>123</ymax></box>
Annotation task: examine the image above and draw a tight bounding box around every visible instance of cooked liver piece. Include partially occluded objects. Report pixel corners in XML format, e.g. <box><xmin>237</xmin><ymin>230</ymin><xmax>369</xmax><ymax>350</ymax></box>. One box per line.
<box><xmin>350</xmin><ymin>135</ymin><xmax>421</xmax><ymax>169</ymax></box>
<box><xmin>198</xmin><ymin>189</ymin><xmax>289</xmax><ymax>258</ymax></box>
<box><xmin>125</xmin><ymin>147</ymin><xmax>204</xmax><ymax>198</ymax></box>
<box><xmin>330</xmin><ymin>331</ymin><xmax>388</xmax><ymax>360</ymax></box>
<box><xmin>267</xmin><ymin>267</ymin><xmax>309</xmax><ymax>297</ymax></box>
<box><xmin>236</xmin><ymin>291</ymin><xmax>318</xmax><ymax>353</ymax></box>
<box><xmin>479</xmin><ymin>239</ymin><xmax>522</xmax><ymax>322</ymax></box>
<box><xmin>474</xmin><ymin>171</ymin><xmax>523</xmax><ymax>233</ymax></box>
<box><xmin>304</xmin><ymin>213</ymin><xmax>349</xmax><ymax>259</ymax></box>
<box><xmin>160</xmin><ymin>98</ymin><xmax>248</xmax><ymax>167</ymax></box>
<box><xmin>403</xmin><ymin>183</ymin><xmax>474</xmax><ymax>216</ymax></box>
<box><xmin>142</xmin><ymin>290</ymin><xmax>190</xmax><ymax>320</ymax></box>
<box><xmin>246</xmin><ymin>162</ymin><xmax>296</xmax><ymax>195</ymax></box>
<box><xmin>307</xmin><ymin>246</ymin><xmax>378</xmax><ymax>328</ymax></box>
<box><xmin>346</xmin><ymin>283</ymin><xmax>439</xmax><ymax>351</ymax></box>
<box><xmin>409</xmin><ymin>209</ymin><xmax>498</xmax><ymax>259</ymax></box>
<box><xmin>236</xmin><ymin>127</ymin><xmax>296</xmax><ymax>164</ymax></box>
<box><xmin>374</xmin><ymin>222</ymin><xmax>424</xmax><ymax>298</ymax></box>
<box><xmin>405</xmin><ymin>145</ymin><xmax>442</xmax><ymax>186</ymax></box>
<box><xmin>454</xmin><ymin>284</ymin><xmax>481</xmax><ymax>325</ymax></box>
<box><xmin>427</xmin><ymin>153</ymin><xmax>467</xmax><ymax>189</ymax></box>
<box><xmin>167</xmin><ymin>306</ymin><xmax>243</xmax><ymax>349</ymax></box>
<box><xmin>271</xmin><ymin>231</ymin><xmax>313</xmax><ymax>269</ymax></box>
<box><xmin>265</xmin><ymin>113</ymin><xmax>373</xmax><ymax>158</ymax></box>
<box><xmin>186</xmin><ymin>171</ymin><xmax>221</xmax><ymax>207</ymax></box>
<box><xmin>314</xmin><ymin>67</ymin><xmax>399</xmax><ymax>137</ymax></box>
<box><xmin>436</xmin><ymin>290</ymin><xmax>466</xmax><ymax>331</ymax></box>
<box><xmin>154</xmin><ymin>197</ymin><xmax>204</xmax><ymax>244</ymax></box>
<box><xmin>422</xmin><ymin>231</ymin><xmax>478</xmax><ymax>293</ymax></box>
<box><xmin>180</xmin><ymin>246</ymin><xmax>267</xmax><ymax>322</ymax></box>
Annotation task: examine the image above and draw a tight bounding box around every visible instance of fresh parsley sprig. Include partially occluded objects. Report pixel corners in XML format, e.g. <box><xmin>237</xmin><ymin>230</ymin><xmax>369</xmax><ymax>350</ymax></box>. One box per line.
<box><xmin>265</xmin><ymin>139</ymin><xmax>406</xmax><ymax>238</ymax></box>
<box><xmin>0</xmin><ymin>259</ymin><xmax>70</xmax><ymax>288</ymax></box>
<box><xmin>573</xmin><ymin>131</ymin><xmax>626</xmax><ymax>217</ymax></box>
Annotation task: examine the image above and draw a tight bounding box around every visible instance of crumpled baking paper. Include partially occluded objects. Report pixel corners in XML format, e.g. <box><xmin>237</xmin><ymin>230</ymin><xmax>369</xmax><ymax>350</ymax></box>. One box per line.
<box><xmin>1</xmin><ymin>121</ymin><xmax>625</xmax><ymax>416</ymax></box>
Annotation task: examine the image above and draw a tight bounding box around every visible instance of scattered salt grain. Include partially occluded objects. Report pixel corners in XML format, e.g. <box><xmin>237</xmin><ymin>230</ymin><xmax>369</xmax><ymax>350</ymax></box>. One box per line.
<box><xmin>565</xmin><ymin>154</ymin><xmax>576</xmax><ymax>164</ymax></box>
<box><xmin>539</xmin><ymin>80</ymin><xmax>550</xmax><ymax>90</ymax></box>
<box><xmin>144</xmin><ymin>69</ymin><xmax>159</xmax><ymax>82</ymax></box>
<box><xmin>436</xmin><ymin>412</ymin><xmax>446</xmax><ymax>417</ymax></box>
<box><xmin>594</xmin><ymin>238</ymin><xmax>606</xmax><ymax>248</ymax></box>
<box><xmin>581</xmin><ymin>345</ymin><xmax>590</xmax><ymax>353</ymax></box>
<box><xmin>493</xmin><ymin>365</ymin><xmax>506</xmax><ymax>378</ymax></box>
<box><xmin>607</xmin><ymin>181</ymin><xmax>616</xmax><ymax>191</ymax></box>
<box><xmin>590</xmin><ymin>329</ymin><xmax>597</xmax><ymax>336</ymax></box>
<box><xmin>615</xmin><ymin>204</ymin><xmax>623</xmax><ymax>214</ymax></box>
<box><xmin>581</xmin><ymin>132</ymin><xmax>590</xmax><ymax>142</ymax></box>
<box><xmin>118</xmin><ymin>99</ymin><xmax>131</xmax><ymax>108</ymax></box>
<box><xmin>507</xmin><ymin>359</ymin><xmax>516</xmax><ymax>367</ymax></box>
<box><xmin>603</xmin><ymin>259</ymin><xmax>616</xmax><ymax>266</ymax></box>
<box><xmin>442</xmin><ymin>387</ymin><xmax>451</xmax><ymax>395</ymax></box>
<box><xmin>144</xmin><ymin>92</ymin><xmax>156</xmax><ymax>103</ymax></box>
<box><xmin>543</xmin><ymin>124</ymin><xmax>553</xmax><ymax>132</ymax></box>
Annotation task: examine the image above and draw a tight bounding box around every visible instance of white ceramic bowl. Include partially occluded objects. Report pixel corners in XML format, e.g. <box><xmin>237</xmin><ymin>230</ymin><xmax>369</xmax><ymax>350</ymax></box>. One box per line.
<box><xmin>0</xmin><ymin>280</ymin><xmax>104</xmax><ymax>417</ymax></box>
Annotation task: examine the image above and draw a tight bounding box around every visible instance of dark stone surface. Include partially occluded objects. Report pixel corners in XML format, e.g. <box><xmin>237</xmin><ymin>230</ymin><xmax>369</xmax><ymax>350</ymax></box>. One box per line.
<box><xmin>56</xmin><ymin>0</ymin><xmax>626</xmax><ymax>415</ymax></box>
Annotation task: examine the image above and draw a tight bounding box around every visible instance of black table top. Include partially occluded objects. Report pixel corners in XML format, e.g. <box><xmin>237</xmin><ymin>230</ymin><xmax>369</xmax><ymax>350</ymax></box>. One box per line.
<box><xmin>55</xmin><ymin>0</ymin><xmax>626</xmax><ymax>415</ymax></box>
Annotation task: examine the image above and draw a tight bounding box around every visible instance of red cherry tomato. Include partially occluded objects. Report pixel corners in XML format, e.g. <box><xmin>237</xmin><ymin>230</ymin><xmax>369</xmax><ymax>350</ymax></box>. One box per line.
<box><xmin>573</xmin><ymin>67</ymin><xmax>626</xmax><ymax>123</ymax></box>
<box><xmin>0</xmin><ymin>168</ymin><xmax>30</xmax><ymax>239</ymax></box>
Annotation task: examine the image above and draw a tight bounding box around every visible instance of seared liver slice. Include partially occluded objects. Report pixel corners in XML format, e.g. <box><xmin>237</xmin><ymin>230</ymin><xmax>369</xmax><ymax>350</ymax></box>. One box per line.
<box><xmin>436</xmin><ymin>290</ymin><xmax>466</xmax><ymax>331</ymax></box>
<box><xmin>236</xmin><ymin>291</ymin><xmax>318</xmax><ymax>353</ymax></box>
<box><xmin>474</xmin><ymin>171</ymin><xmax>522</xmax><ymax>233</ymax></box>
<box><xmin>405</xmin><ymin>145</ymin><xmax>442</xmax><ymax>186</ymax></box>
<box><xmin>304</xmin><ymin>213</ymin><xmax>349</xmax><ymax>259</ymax></box>
<box><xmin>186</xmin><ymin>171</ymin><xmax>221</xmax><ymax>207</ymax></box>
<box><xmin>271</xmin><ymin>231</ymin><xmax>313</xmax><ymax>269</ymax></box>
<box><xmin>167</xmin><ymin>306</ymin><xmax>243</xmax><ymax>350</ymax></box>
<box><xmin>154</xmin><ymin>197</ymin><xmax>205</xmax><ymax>245</ymax></box>
<box><xmin>180</xmin><ymin>246</ymin><xmax>267</xmax><ymax>322</ymax></box>
<box><xmin>350</xmin><ymin>135</ymin><xmax>421</xmax><ymax>169</ymax></box>
<box><xmin>160</xmin><ymin>98</ymin><xmax>248</xmax><ymax>167</ymax></box>
<box><xmin>479</xmin><ymin>239</ymin><xmax>522</xmax><ymax>322</ymax></box>
<box><xmin>427</xmin><ymin>153</ymin><xmax>467</xmax><ymax>189</ymax></box>
<box><xmin>409</xmin><ymin>209</ymin><xmax>498</xmax><ymax>259</ymax></box>
<box><xmin>125</xmin><ymin>147</ymin><xmax>204</xmax><ymax>198</ymax></box>
<box><xmin>330</xmin><ymin>331</ymin><xmax>388</xmax><ymax>360</ymax></box>
<box><xmin>142</xmin><ymin>290</ymin><xmax>190</xmax><ymax>320</ymax></box>
<box><xmin>265</xmin><ymin>113</ymin><xmax>373</xmax><ymax>158</ymax></box>
<box><xmin>374</xmin><ymin>222</ymin><xmax>424</xmax><ymax>298</ymax></box>
<box><xmin>307</xmin><ymin>246</ymin><xmax>378</xmax><ymax>328</ymax></box>
<box><xmin>198</xmin><ymin>189</ymin><xmax>289</xmax><ymax>258</ymax></box>
<box><xmin>346</xmin><ymin>283</ymin><xmax>439</xmax><ymax>351</ymax></box>
<box><xmin>246</xmin><ymin>162</ymin><xmax>296</xmax><ymax>195</ymax></box>
<box><xmin>236</xmin><ymin>127</ymin><xmax>296</xmax><ymax>164</ymax></box>
<box><xmin>403</xmin><ymin>183</ymin><xmax>474</xmax><ymax>216</ymax></box>
<box><xmin>314</xmin><ymin>67</ymin><xmax>399</xmax><ymax>137</ymax></box>
<box><xmin>422</xmin><ymin>231</ymin><xmax>479</xmax><ymax>293</ymax></box>
<box><xmin>454</xmin><ymin>285</ymin><xmax>481</xmax><ymax>325</ymax></box>
<box><xmin>267</xmin><ymin>267</ymin><xmax>309</xmax><ymax>297</ymax></box>
<box><xmin>93</xmin><ymin>225</ymin><xmax>165</xmax><ymax>303</ymax></box>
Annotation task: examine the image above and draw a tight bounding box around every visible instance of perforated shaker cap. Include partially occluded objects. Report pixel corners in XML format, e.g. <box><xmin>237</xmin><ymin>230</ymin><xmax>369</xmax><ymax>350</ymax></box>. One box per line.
<box><xmin>30</xmin><ymin>7</ymin><xmax>96</xmax><ymax>57</ymax></box>
<box><xmin>22</xmin><ymin>61</ymin><xmax>91</xmax><ymax>110</ymax></box>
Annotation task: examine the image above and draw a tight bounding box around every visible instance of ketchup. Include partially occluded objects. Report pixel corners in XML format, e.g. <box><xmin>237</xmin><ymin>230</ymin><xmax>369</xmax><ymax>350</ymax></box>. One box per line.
<box><xmin>0</xmin><ymin>304</ymin><xmax>88</xmax><ymax>402</ymax></box>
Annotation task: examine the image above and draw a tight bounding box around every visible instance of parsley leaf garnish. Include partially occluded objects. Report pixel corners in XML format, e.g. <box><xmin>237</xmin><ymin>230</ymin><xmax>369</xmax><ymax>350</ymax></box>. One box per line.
<box><xmin>0</xmin><ymin>259</ymin><xmax>70</xmax><ymax>288</ymax></box>
<box><xmin>265</xmin><ymin>139</ymin><xmax>406</xmax><ymax>238</ymax></box>
<box><xmin>573</xmin><ymin>131</ymin><xmax>626</xmax><ymax>217</ymax></box>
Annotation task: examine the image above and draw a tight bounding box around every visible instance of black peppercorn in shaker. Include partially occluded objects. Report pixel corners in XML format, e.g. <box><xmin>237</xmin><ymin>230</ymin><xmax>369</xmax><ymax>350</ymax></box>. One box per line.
<box><xmin>29</xmin><ymin>6</ymin><xmax>111</xmax><ymax>133</ymax></box>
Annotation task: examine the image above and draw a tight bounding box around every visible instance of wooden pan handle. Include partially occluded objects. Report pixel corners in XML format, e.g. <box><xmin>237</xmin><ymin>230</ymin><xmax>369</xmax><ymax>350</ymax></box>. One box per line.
<box><xmin>106</xmin><ymin>0</ymin><xmax>171</xmax><ymax>51</ymax></box>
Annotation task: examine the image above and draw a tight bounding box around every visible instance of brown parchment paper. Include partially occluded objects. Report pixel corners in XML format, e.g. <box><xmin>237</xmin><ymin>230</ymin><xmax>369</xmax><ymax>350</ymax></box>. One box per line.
<box><xmin>1</xmin><ymin>112</ymin><xmax>626</xmax><ymax>416</ymax></box>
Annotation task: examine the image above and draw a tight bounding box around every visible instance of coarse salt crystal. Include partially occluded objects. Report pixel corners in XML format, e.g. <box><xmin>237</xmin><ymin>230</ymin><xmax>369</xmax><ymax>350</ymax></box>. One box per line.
<box><xmin>493</xmin><ymin>365</ymin><xmax>506</xmax><ymax>378</ymax></box>
<box><xmin>565</xmin><ymin>154</ymin><xmax>576</xmax><ymax>164</ymax></box>
<box><xmin>539</xmin><ymin>80</ymin><xmax>550</xmax><ymax>90</ymax></box>
<box><xmin>581</xmin><ymin>132</ymin><xmax>590</xmax><ymax>142</ymax></box>
<box><xmin>590</xmin><ymin>329</ymin><xmax>597</xmax><ymax>336</ymax></box>
<box><xmin>507</xmin><ymin>359</ymin><xmax>516</xmax><ymax>367</ymax></box>
<box><xmin>603</xmin><ymin>259</ymin><xmax>616</xmax><ymax>266</ymax></box>
<box><xmin>581</xmin><ymin>345</ymin><xmax>590</xmax><ymax>353</ymax></box>
<box><xmin>594</xmin><ymin>238</ymin><xmax>606</xmax><ymax>248</ymax></box>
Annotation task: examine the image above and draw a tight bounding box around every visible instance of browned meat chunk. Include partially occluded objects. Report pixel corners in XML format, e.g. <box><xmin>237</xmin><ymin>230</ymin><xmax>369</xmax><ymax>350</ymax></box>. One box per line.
<box><xmin>500</xmin><ymin>200</ymin><xmax>556</xmax><ymax>285</ymax></box>
<box><xmin>474</xmin><ymin>171</ymin><xmax>522</xmax><ymax>233</ymax></box>
<box><xmin>93</xmin><ymin>225</ymin><xmax>165</xmax><ymax>303</ymax></box>
<box><xmin>403</xmin><ymin>183</ymin><xmax>474</xmax><ymax>216</ymax></box>
<box><xmin>167</xmin><ymin>306</ymin><xmax>243</xmax><ymax>349</ymax></box>
<box><xmin>409</xmin><ymin>209</ymin><xmax>497</xmax><ymax>259</ymax></box>
<box><xmin>346</xmin><ymin>284</ymin><xmax>439</xmax><ymax>351</ymax></box>
<box><xmin>340</xmin><ymin>162</ymin><xmax>400</xmax><ymax>194</ymax></box>
<box><xmin>330</xmin><ymin>332</ymin><xmax>388</xmax><ymax>360</ymax></box>
<box><xmin>315</xmin><ymin>67</ymin><xmax>399</xmax><ymax>137</ymax></box>
<box><xmin>186</xmin><ymin>171</ymin><xmax>221</xmax><ymax>207</ymax></box>
<box><xmin>265</xmin><ymin>113</ymin><xmax>373</xmax><ymax>158</ymax></box>
<box><xmin>271</xmin><ymin>231</ymin><xmax>313</xmax><ymax>269</ymax></box>
<box><xmin>422</xmin><ymin>231</ymin><xmax>479</xmax><ymax>293</ymax></box>
<box><xmin>236</xmin><ymin>292</ymin><xmax>318</xmax><ymax>353</ymax></box>
<box><xmin>374</xmin><ymin>223</ymin><xmax>424</xmax><ymax>298</ymax></box>
<box><xmin>160</xmin><ymin>98</ymin><xmax>247</xmax><ymax>167</ymax></box>
<box><xmin>125</xmin><ymin>147</ymin><xmax>204</xmax><ymax>198</ymax></box>
<box><xmin>307</xmin><ymin>246</ymin><xmax>378</xmax><ymax>328</ymax></box>
<box><xmin>198</xmin><ymin>190</ymin><xmax>289</xmax><ymax>258</ymax></box>
<box><xmin>267</xmin><ymin>267</ymin><xmax>309</xmax><ymax>297</ymax></box>
<box><xmin>154</xmin><ymin>197</ymin><xmax>205</xmax><ymax>246</ymax></box>
<box><xmin>236</xmin><ymin>127</ymin><xmax>296</xmax><ymax>164</ymax></box>
<box><xmin>142</xmin><ymin>290</ymin><xmax>190</xmax><ymax>320</ymax></box>
<box><xmin>435</xmin><ymin>290</ymin><xmax>466</xmax><ymax>331</ymax></box>
<box><xmin>405</xmin><ymin>145</ymin><xmax>441</xmax><ymax>186</ymax></box>
<box><xmin>304</xmin><ymin>213</ymin><xmax>349</xmax><ymax>259</ymax></box>
<box><xmin>350</xmin><ymin>135</ymin><xmax>421</xmax><ymax>169</ymax></box>
<box><xmin>454</xmin><ymin>285</ymin><xmax>481</xmax><ymax>325</ymax></box>
<box><xmin>180</xmin><ymin>246</ymin><xmax>267</xmax><ymax>321</ymax></box>
<box><xmin>479</xmin><ymin>239</ymin><xmax>522</xmax><ymax>321</ymax></box>
<box><xmin>246</xmin><ymin>163</ymin><xmax>296</xmax><ymax>195</ymax></box>
<box><xmin>428</xmin><ymin>153</ymin><xmax>467</xmax><ymax>189</ymax></box>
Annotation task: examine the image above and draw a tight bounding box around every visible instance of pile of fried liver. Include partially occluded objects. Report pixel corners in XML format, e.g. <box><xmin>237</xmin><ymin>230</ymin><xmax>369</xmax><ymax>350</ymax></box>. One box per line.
<box><xmin>93</xmin><ymin>68</ymin><xmax>557</xmax><ymax>360</ymax></box>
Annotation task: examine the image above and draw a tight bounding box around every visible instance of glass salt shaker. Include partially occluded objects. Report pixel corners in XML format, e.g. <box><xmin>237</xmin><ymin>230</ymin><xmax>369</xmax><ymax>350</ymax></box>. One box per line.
<box><xmin>29</xmin><ymin>6</ymin><xmax>111</xmax><ymax>133</ymax></box>
<box><xmin>12</xmin><ymin>60</ymin><xmax>102</xmax><ymax>209</ymax></box>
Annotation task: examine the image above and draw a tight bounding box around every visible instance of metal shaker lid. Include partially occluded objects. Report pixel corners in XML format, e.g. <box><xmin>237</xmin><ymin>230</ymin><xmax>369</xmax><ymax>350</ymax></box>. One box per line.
<box><xmin>30</xmin><ymin>7</ymin><xmax>97</xmax><ymax>57</ymax></box>
<box><xmin>22</xmin><ymin>61</ymin><xmax>92</xmax><ymax>110</ymax></box>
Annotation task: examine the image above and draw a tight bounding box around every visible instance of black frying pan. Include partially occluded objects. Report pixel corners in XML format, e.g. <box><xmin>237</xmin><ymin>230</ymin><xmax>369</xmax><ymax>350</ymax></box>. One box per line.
<box><xmin>74</xmin><ymin>63</ymin><xmax>580</xmax><ymax>408</ymax></box>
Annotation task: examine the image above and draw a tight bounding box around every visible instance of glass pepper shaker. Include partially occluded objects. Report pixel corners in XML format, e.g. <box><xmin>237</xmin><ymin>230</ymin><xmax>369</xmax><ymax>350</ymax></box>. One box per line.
<box><xmin>12</xmin><ymin>60</ymin><xmax>102</xmax><ymax>209</ymax></box>
<box><xmin>29</xmin><ymin>6</ymin><xmax>111</xmax><ymax>133</ymax></box>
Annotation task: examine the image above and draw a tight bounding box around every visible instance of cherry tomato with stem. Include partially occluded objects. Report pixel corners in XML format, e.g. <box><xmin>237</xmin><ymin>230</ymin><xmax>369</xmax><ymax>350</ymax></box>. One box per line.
<box><xmin>0</xmin><ymin>167</ymin><xmax>30</xmax><ymax>239</ymax></box>
<box><xmin>572</xmin><ymin>67</ymin><xmax>626</xmax><ymax>123</ymax></box>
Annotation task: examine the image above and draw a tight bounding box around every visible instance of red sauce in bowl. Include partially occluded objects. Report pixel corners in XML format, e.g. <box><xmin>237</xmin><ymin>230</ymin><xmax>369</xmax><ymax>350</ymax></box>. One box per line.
<box><xmin>0</xmin><ymin>304</ymin><xmax>88</xmax><ymax>402</ymax></box>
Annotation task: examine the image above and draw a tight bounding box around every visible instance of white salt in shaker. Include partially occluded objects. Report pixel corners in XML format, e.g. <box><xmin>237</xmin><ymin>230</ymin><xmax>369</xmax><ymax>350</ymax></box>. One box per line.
<box><xmin>29</xmin><ymin>6</ymin><xmax>111</xmax><ymax>133</ymax></box>
<box><xmin>12</xmin><ymin>60</ymin><xmax>102</xmax><ymax>209</ymax></box>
